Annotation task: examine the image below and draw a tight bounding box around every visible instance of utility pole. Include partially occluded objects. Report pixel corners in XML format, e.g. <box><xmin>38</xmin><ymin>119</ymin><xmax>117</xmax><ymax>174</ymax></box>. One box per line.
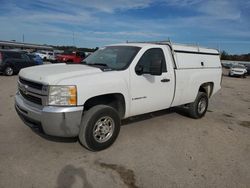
<box><xmin>22</xmin><ymin>34</ymin><xmax>24</xmax><ymax>43</ymax></box>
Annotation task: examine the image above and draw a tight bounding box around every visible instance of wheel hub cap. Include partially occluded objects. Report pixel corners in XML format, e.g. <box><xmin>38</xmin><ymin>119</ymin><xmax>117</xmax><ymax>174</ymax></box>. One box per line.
<box><xmin>198</xmin><ymin>98</ymin><xmax>207</xmax><ymax>114</ymax></box>
<box><xmin>6</xmin><ymin>68</ymin><xmax>13</xmax><ymax>75</ymax></box>
<box><xmin>93</xmin><ymin>116</ymin><xmax>114</xmax><ymax>143</ymax></box>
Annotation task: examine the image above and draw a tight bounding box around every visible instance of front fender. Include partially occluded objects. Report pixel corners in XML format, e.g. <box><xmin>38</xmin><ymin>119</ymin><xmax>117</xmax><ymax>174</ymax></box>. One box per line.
<box><xmin>57</xmin><ymin>70</ymin><xmax>130</xmax><ymax>117</ymax></box>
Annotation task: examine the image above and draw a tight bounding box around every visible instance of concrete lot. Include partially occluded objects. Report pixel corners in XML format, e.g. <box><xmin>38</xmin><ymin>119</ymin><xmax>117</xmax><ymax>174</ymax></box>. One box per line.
<box><xmin>0</xmin><ymin>71</ymin><xmax>250</xmax><ymax>188</ymax></box>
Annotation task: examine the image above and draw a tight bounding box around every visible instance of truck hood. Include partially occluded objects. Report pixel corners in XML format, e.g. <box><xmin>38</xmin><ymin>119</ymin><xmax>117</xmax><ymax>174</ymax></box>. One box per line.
<box><xmin>19</xmin><ymin>63</ymin><xmax>102</xmax><ymax>85</ymax></box>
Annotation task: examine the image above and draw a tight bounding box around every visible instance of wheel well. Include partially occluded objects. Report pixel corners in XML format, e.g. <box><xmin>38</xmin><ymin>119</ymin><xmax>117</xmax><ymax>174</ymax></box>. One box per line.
<box><xmin>84</xmin><ymin>93</ymin><xmax>126</xmax><ymax>118</ymax></box>
<box><xmin>199</xmin><ymin>82</ymin><xmax>214</xmax><ymax>97</ymax></box>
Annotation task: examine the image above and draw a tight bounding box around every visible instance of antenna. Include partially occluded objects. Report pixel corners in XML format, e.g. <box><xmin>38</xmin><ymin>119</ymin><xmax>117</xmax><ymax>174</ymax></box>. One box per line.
<box><xmin>217</xmin><ymin>43</ymin><xmax>221</xmax><ymax>52</ymax></box>
<box><xmin>196</xmin><ymin>42</ymin><xmax>200</xmax><ymax>52</ymax></box>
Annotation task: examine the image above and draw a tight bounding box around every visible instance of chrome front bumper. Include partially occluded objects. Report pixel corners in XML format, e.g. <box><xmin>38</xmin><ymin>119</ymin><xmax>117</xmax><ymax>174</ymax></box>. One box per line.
<box><xmin>15</xmin><ymin>92</ymin><xmax>83</xmax><ymax>137</ymax></box>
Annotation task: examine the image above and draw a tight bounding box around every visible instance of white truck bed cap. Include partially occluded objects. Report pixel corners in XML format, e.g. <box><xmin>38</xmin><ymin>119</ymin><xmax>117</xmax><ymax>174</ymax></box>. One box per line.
<box><xmin>172</xmin><ymin>43</ymin><xmax>219</xmax><ymax>55</ymax></box>
<box><xmin>111</xmin><ymin>42</ymin><xmax>219</xmax><ymax>55</ymax></box>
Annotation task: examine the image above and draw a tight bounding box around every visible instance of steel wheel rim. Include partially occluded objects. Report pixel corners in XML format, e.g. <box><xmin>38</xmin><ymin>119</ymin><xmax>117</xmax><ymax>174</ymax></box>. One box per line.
<box><xmin>6</xmin><ymin>67</ymin><xmax>13</xmax><ymax>75</ymax></box>
<box><xmin>198</xmin><ymin>98</ymin><xmax>207</xmax><ymax>114</ymax></box>
<box><xmin>93</xmin><ymin>116</ymin><xmax>114</xmax><ymax>143</ymax></box>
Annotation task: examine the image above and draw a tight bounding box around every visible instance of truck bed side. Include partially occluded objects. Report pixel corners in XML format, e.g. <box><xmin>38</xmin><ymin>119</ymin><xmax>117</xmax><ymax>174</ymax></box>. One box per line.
<box><xmin>170</xmin><ymin>48</ymin><xmax>222</xmax><ymax>107</ymax></box>
<box><xmin>171</xmin><ymin>68</ymin><xmax>221</xmax><ymax>107</ymax></box>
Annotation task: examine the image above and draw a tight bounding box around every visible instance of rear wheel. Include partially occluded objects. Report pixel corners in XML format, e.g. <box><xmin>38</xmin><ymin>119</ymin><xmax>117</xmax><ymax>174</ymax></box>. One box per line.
<box><xmin>4</xmin><ymin>66</ymin><xmax>14</xmax><ymax>76</ymax></box>
<box><xmin>188</xmin><ymin>92</ymin><xmax>208</xmax><ymax>119</ymax></box>
<box><xmin>79</xmin><ymin>105</ymin><xmax>121</xmax><ymax>151</ymax></box>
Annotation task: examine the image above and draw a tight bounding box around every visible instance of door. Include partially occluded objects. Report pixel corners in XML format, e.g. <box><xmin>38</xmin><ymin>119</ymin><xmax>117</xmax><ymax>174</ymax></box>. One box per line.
<box><xmin>129</xmin><ymin>47</ymin><xmax>175</xmax><ymax>116</ymax></box>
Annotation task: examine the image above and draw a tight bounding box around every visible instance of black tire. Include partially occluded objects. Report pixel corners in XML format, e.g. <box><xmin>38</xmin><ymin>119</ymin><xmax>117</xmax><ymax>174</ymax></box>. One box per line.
<box><xmin>79</xmin><ymin>105</ymin><xmax>121</xmax><ymax>151</ymax></box>
<box><xmin>188</xmin><ymin>92</ymin><xmax>208</xmax><ymax>119</ymax></box>
<box><xmin>4</xmin><ymin>66</ymin><xmax>14</xmax><ymax>76</ymax></box>
<box><xmin>66</xmin><ymin>60</ymin><xmax>73</xmax><ymax>63</ymax></box>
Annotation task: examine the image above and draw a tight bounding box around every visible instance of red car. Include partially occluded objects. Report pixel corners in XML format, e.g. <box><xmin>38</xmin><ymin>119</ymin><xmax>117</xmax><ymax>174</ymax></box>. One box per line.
<box><xmin>56</xmin><ymin>51</ymin><xmax>86</xmax><ymax>63</ymax></box>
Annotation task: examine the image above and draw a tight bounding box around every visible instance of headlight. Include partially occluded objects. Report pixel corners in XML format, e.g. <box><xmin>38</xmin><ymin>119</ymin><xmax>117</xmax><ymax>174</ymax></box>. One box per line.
<box><xmin>48</xmin><ymin>85</ymin><xmax>77</xmax><ymax>106</ymax></box>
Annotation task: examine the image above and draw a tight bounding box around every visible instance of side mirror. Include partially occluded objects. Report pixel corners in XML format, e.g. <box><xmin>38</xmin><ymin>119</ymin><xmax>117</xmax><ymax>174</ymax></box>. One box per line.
<box><xmin>135</xmin><ymin>65</ymin><xmax>144</xmax><ymax>75</ymax></box>
<box><xmin>150</xmin><ymin>60</ymin><xmax>162</xmax><ymax>76</ymax></box>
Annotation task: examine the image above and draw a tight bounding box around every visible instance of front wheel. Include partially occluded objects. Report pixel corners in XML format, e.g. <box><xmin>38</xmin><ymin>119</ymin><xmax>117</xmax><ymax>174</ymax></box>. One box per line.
<box><xmin>79</xmin><ymin>105</ymin><xmax>121</xmax><ymax>151</ymax></box>
<box><xmin>188</xmin><ymin>92</ymin><xmax>208</xmax><ymax>119</ymax></box>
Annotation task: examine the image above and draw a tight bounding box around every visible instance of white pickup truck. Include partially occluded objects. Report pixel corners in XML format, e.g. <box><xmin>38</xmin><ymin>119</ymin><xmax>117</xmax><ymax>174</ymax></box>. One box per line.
<box><xmin>15</xmin><ymin>42</ymin><xmax>222</xmax><ymax>151</ymax></box>
<box><xmin>35</xmin><ymin>51</ymin><xmax>56</xmax><ymax>61</ymax></box>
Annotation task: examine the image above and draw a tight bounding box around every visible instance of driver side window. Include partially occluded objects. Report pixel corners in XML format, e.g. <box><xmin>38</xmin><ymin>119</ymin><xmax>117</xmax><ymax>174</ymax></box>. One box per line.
<box><xmin>136</xmin><ymin>48</ymin><xmax>167</xmax><ymax>74</ymax></box>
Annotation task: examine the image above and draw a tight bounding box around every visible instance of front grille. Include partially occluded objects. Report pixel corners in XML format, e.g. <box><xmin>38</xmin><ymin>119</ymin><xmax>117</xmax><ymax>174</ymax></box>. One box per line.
<box><xmin>20</xmin><ymin>89</ymin><xmax>42</xmax><ymax>105</ymax></box>
<box><xmin>19</xmin><ymin>77</ymin><xmax>43</xmax><ymax>90</ymax></box>
<box><xmin>18</xmin><ymin>77</ymin><xmax>47</xmax><ymax>105</ymax></box>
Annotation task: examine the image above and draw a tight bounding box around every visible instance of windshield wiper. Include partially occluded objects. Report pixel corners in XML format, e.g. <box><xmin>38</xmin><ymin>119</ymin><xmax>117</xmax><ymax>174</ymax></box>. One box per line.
<box><xmin>81</xmin><ymin>62</ymin><xmax>107</xmax><ymax>66</ymax></box>
<box><xmin>88</xmin><ymin>63</ymin><xmax>113</xmax><ymax>71</ymax></box>
<box><xmin>89</xmin><ymin>63</ymin><xmax>109</xmax><ymax>67</ymax></box>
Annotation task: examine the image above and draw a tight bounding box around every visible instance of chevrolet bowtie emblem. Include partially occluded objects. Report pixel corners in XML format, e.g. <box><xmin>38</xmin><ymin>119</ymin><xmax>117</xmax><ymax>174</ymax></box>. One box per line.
<box><xmin>20</xmin><ymin>83</ymin><xmax>28</xmax><ymax>95</ymax></box>
<box><xmin>23</xmin><ymin>85</ymin><xmax>28</xmax><ymax>94</ymax></box>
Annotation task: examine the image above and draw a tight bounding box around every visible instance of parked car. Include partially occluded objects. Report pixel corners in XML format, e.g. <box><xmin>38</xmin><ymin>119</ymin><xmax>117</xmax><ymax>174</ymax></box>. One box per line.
<box><xmin>27</xmin><ymin>54</ymin><xmax>43</xmax><ymax>65</ymax></box>
<box><xmin>0</xmin><ymin>50</ymin><xmax>37</xmax><ymax>76</ymax></box>
<box><xmin>15</xmin><ymin>42</ymin><xmax>222</xmax><ymax>151</ymax></box>
<box><xmin>228</xmin><ymin>64</ymin><xmax>247</xmax><ymax>78</ymax></box>
<box><xmin>35</xmin><ymin>51</ymin><xmax>56</xmax><ymax>61</ymax></box>
<box><xmin>56</xmin><ymin>51</ymin><xmax>86</xmax><ymax>63</ymax></box>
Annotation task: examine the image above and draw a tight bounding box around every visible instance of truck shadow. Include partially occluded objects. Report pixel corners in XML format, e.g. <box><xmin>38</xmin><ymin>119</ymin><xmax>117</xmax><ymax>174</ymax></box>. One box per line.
<box><xmin>30</xmin><ymin>128</ymin><xmax>78</xmax><ymax>143</ymax></box>
<box><xmin>121</xmin><ymin>107</ymin><xmax>189</xmax><ymax>126</ymax></box>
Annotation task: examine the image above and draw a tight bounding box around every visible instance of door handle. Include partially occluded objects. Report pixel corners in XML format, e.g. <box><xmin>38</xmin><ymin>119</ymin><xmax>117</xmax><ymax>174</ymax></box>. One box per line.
<box><xmin>161</xmin><ymin>78</ymin><xmax>170</xmax><ymax>82</ymax></box>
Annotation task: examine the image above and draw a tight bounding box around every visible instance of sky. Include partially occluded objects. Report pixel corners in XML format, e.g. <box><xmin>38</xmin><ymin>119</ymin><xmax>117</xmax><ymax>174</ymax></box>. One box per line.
<box><xmin>0</xmin><ymin>0</ymin><xmax>249</xmax><ymax>54</ymax></box>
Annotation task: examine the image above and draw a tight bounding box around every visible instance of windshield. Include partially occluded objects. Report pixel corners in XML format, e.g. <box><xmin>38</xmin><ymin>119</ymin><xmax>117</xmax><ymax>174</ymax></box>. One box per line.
<box><xmin>83</xmin><ymin>46</ymin><xmax>141</xmax><ymax>70</ymax></box>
